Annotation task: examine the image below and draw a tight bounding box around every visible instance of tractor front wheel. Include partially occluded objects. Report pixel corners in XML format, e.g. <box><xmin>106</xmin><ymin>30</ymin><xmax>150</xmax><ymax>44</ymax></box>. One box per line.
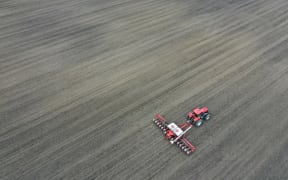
<box><xmin>203</xmin><ymin>113</ymin><xmax>210</xmax><ymax>121</ymax></box>
<box><xmin>195</xmin><ymin>120</ymin><xmax>203</xmax><ymax>127</ymax></box>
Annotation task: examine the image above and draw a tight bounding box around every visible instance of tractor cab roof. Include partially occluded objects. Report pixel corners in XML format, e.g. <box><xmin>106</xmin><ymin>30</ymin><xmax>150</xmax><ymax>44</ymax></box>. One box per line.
<box><xmin>193</xmin><ymin>108</ymin><xmax>202</xmax><ymax>115</ymax></box>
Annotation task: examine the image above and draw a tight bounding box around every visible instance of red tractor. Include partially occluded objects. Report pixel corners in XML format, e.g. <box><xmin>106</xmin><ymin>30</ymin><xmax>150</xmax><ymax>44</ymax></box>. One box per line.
<box><xmin>153</xmin><ymin>107</ymin><xmax>211</xmax><ymax>155</ymax></box>
<box><xmin>153</xmin><ymin>113</ymin><xmax>196</xmax><ymax>155</ymax></box>
<box><xmin>186</xmin><ymin>107</ymin><xmax>210</xmax><ymax>127</ymax></box>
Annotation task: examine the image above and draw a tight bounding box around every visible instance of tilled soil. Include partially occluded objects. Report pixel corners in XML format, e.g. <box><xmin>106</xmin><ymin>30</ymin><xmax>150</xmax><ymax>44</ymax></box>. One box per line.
<box><xmin>1</xmin><ymin>0</ymin><xmax>288</xmax><ymax>179</ymax></box>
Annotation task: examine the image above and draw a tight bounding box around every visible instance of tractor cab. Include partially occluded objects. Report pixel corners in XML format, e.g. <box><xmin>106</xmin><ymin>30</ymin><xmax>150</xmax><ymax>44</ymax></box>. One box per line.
<box><xmin>193</xmin><ymin>108</ymin><xmax>202</xmax><ymax>115</ymax></box>
<box><xmin>188</xmin><ymin>111</ymin><xmax>201</xmax><ymax>121</ymax></box>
